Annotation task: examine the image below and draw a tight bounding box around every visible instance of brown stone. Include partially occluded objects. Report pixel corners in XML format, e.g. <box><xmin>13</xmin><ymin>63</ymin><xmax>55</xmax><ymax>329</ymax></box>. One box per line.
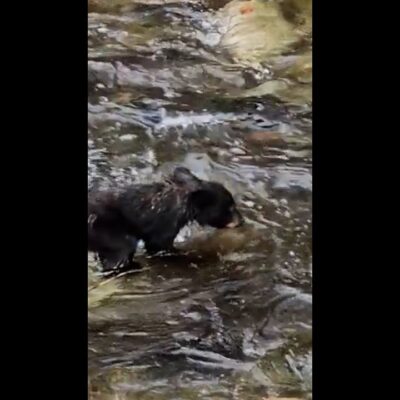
<box><xmin>240</xmin><ymin>4</ymin><xmax>255</xmax><ymax>14</ymax></box>
<box><xmin>263</xmin><ymin>398</ymin><xmax>303</xmax><ymax>400</ymax></box>
<box><xmin>246</xmin><ymin>131</ymin><xmax>286</xmax><ymax>147</ymax></box>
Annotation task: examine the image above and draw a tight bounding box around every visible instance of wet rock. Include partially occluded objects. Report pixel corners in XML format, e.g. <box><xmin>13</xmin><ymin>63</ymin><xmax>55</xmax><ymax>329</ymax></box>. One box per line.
<box><xmin>279</xmin><ymin>0</ymin><xmax>312</xmax><ymax>33</ymax></box>
<box><xmin>242</xmin><ymin>79</ymin><xmax>289</xmax><ymax>97</ymax></box>
<box><xmin>242</xmin><ymin>200</ymin><xmax>255</xmax><ymax>208</ymax></box>
<box><xmin>115</xmin><ymin>62</ymin><xmax>151</xmax><ymax>88</ymax></box>
<box><xmin>119</xmin><ymin>134</ymin><xmax>137</xmax><ymax>141</ymax></box>
<box><xmin>273</xmin><ymin>52</ymin><xmax>312</xmax><ymax>84</ymax></box>
<box><xmin>242</xmin><ymin>77</ymin><xmax>311</xmax><ymax>106</ymax></box>
<box><xmin>114</xmin><ymin>62</ymin><xmax>179</xmax><ymax>97</ymax></box>
<box><xmin>230</xmin><ymin>147</ymin><xmax>247</xmax><ymax>156</ymax></box>
<box><xmin>261</xmin><ymin>291</ymin><xmax>312</xmax><ymax>338</ymax></box>
<box><xmin>273</xmin><ymin>293</ymin><xmax>312</xmax><ymax>326</ymax></box>
<box><xmin>110</xmin><ymin>91</ymin><xmax>139</xmax><ymax>104</ymax></box>
<box><xmin>179</xmin><ymin>226</ymin><xmax>257</xmax><ymax>256</ymax></box>
<box><xmin>267</xmin><ymin>397</ymin><xmax>303</xmax><ymax>400</ymax></box>
<box><xmin>88</xmin><ymin>61</ymin><xmax>116</xmax><ymax>88</ymax></box>
<box><xmin>206</xmin><ymin>0</ymin><xmax>231</xmax><ymax>10</ymax></box>
<box><xmin>264</xmin><ymin>398</ymin><xmax>303</xmax><ymax>400</ymax></box>
<box><xmin>218</xmin><ymin>0</ymin><xmax>301</xmax><ymax>64</ymax></box>
<box><xmin>202</xmin><ymin>64</ymin><xmax>246</xmax><ymax>88</ymax></box>
<box><xmin>269</xmin><ymin>167</ymin><xmax>312</xmax><ymax>197</ymax></box>
<box><xmin>89</xmin><ymin>0</ymin><xmax>201</xmax><ymax>13</ymax></box>
<box><xmin>246</xmin><ymin>131</ymin><xmax>287</xmax><ymax>147</ymax></box>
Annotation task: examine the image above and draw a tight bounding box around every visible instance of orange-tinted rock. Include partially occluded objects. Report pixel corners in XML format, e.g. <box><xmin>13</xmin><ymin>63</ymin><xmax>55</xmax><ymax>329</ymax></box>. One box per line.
<box><xmin>246</xmin><ymin>131</ymin><xmax>286</xmax><ymax>147</ymax></box>
<box><xmin>263</xmin><ymin>398</ymin><xmax>303</xmax><ymax>400</ymax></box>
<box><xmin>240</xmin><ymin>4</ymin><xmax>254</xmax><ymax>14</ymax></box>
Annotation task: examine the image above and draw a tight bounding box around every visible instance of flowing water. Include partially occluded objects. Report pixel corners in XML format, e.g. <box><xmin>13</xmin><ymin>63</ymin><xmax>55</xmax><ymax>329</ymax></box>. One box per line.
<box><xmin>88</xmin><ymin>1</ymin><xmax>312</xmax><ymax>398</ymax></box>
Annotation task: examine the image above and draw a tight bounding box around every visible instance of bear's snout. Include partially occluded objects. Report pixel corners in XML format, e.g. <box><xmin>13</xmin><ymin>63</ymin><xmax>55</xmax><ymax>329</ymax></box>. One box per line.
<box><xmin>225</xmin><ymin>210</ymin><xmax>244</xmax><ymax>228</ymax></box>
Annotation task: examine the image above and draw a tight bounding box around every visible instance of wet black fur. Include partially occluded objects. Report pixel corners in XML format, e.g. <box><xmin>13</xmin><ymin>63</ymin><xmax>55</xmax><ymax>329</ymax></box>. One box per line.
<box><xmin>88</xmin><ymin>167</ymin><xmax>243</xmax><ymax>271</ymax></box>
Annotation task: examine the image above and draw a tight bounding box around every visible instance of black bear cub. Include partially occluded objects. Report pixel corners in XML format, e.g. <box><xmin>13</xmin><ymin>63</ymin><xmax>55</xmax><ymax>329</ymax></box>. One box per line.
<box><xmin>88</xmin><ymin>167</ymin><xmax>243</xmax><ymax>271</ymax></box>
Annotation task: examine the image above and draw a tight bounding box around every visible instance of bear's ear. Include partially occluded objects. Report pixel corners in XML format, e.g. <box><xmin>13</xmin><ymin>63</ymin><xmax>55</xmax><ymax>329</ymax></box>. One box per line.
<box><xmin>172</xmin><ymin>167</ymin><xmax>202</xmax><ymax>191</ymax></box>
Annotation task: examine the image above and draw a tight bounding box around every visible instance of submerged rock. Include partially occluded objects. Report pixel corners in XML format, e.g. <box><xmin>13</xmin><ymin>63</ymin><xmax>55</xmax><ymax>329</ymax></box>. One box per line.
<box><xmin>218</xmin><ymin>0</ymin><xmax>302</xmax><ymax>64</ymax></box>
<box><xmin>88</xmin><ymin>61</ymin><xmax>116</xmax><ymax>88</ymax></box>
